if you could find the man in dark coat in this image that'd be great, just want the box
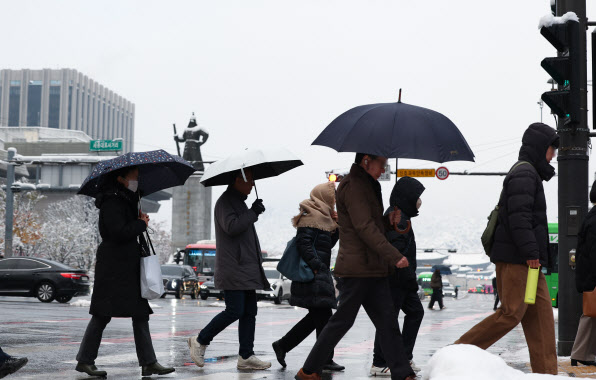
[295,153,415,380]
[372,176,425,374]
[188,168,271,370]
[428,269,444,310]
[570,181,596,366]
[455,123,559,374]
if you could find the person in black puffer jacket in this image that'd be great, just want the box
[570,181,596,367]
[272,182,344,372]
[455,123,559,375]
[371,176,425,374]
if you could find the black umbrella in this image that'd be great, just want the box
[312,93,475,163]
[78,150,196,198]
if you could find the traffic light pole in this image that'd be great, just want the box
[556,0,588,356]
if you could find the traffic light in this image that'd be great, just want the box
[325,171,344,182]
[540,15,581,124]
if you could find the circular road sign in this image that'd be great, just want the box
[436,167,449,180]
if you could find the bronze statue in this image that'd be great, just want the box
[174,113,209,172]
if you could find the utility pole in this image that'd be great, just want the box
[555,0,588,356]
[4,148,16,258]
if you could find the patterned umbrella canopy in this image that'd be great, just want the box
[78,149,196,197]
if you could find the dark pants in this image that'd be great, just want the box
[373,286,424,365]
[302,278,413,380]
[198,290,257,359]
[76,315,157,366]
[279,307,334,362]
[428,289,444,309]
[0,346,9,365]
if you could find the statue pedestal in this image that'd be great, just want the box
[171,173,212,249]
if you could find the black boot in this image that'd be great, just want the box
[141,361,175,376]
[571,358,596,366]
[322,360,345,371]
[0,356,28,379]
[272,340,287,367]
[75,362,107,377]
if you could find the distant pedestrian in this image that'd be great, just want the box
[188,168,272,370]
[428,269,445,310]
[371,176,425,375]
[0,346,27,379]
[493,277,500,311]
[454,123,559,375]
[570,180,596,367]
[272,182,344,372]
[295,153,414,380]
[75,166,175,377]
[454,286,459,299]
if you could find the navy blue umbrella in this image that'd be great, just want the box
[78,150,196,197]
[312,98,475,163]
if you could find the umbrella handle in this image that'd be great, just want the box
[254,182,259,199]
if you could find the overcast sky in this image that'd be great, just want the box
[3,1,595,254]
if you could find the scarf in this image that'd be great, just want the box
[292,182,339,232]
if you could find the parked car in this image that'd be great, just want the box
[199,279,223,300]
[257,265,291,304]
[160,264,200,299]
[443,286,456,297]
[0,257,90,303]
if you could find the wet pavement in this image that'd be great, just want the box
[0,292,565,379]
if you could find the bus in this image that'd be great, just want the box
[418,272,433,295]
[181,240,217,284]
[543,223,559,307]
[177,240,271,284]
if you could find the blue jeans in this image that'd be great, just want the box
[0,346,10,365]
[198,290,257,359]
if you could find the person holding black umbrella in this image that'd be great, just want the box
[295,154,414,380]
[188,168,272,370]
[75,166,175,377]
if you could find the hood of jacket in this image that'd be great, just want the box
[388,176,425,218]
[518,123,559,182]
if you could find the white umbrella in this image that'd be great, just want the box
[200,147,303,197]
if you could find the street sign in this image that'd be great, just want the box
[396,169,436,178]
[90,139,123,151]
[436,167,449,180]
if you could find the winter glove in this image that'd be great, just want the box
[251,199,266,216]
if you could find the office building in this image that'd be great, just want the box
[0,69,134,152]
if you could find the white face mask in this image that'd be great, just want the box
[127,180,138,193]
[416,198,422,210]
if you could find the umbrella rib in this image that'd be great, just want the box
[337,103,388,152]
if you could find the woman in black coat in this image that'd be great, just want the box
[570,181,596,367]
[75,166,174,377]
[272,182,344,371]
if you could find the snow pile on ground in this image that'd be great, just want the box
[71,299,91,307]
[422,345,565,380]
[538,11,579,29]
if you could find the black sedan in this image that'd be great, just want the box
[0,257,90,303]
[160,265,200,299]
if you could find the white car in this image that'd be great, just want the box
[443,286,456,297]
[257,265,291,304]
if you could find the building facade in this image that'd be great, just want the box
[0,69,134,152]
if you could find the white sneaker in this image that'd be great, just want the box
[187,337,207,367]
[370,365,391,376]
[237,355,272,370]
[410,360,421,372]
